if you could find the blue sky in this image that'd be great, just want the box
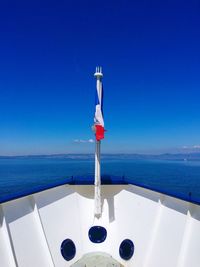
[0,0,200,155]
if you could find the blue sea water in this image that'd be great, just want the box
[0,158,200,203]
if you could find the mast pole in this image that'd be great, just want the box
[94,66,103,217]
[95,139,101,216]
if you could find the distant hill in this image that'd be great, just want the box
[0,153,200,161]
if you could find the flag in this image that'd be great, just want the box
[94,81,105,141]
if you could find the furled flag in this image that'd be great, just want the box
[94,81,105,141]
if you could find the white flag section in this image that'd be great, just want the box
[94,78,104,127]
[94,66,103,217]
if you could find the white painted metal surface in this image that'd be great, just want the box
[94,140,101,217]
[0,184,200,267]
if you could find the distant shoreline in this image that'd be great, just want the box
[0,153,200,161]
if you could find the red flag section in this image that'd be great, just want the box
[95,125,105,141]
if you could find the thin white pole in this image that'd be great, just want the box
[94,66,103,217]
[94,140,101,216]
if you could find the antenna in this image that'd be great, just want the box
[94,66,103,78]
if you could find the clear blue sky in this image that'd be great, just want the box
[0,0,200,155]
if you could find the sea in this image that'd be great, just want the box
[0,157,200,203]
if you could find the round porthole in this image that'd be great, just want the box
[61,239,76,261]
[119,239,134,260]
[88,226,107,243]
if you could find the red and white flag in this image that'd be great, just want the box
[94,79,105,141]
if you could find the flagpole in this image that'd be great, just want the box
[94,140,101,216]
[94,66,103,217]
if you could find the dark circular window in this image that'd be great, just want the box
[88,226,107,243]
[60,239,76,261]
[119,239,134,260]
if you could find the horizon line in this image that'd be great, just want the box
[1,152,200,158]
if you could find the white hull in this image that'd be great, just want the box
[0,184,200,267]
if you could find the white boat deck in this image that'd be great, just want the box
[0,184,200,267]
